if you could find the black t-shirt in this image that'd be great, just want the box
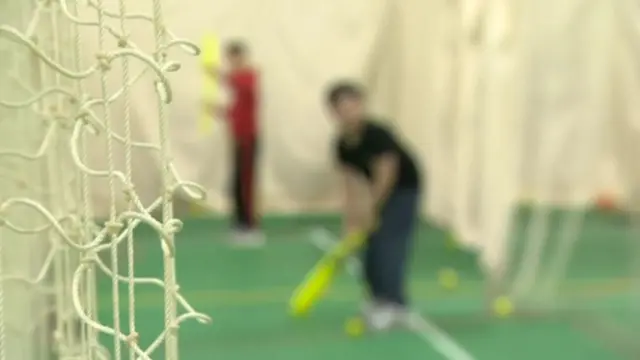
[336,120,420,190]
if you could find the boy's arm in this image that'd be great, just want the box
[340,166,375,233]
[205,67,227,120]
[369,128,399,212]
[207,67,223,82]
[206,101,226,119]
[370,152,398,212]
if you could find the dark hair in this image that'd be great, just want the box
[326,81,364,107]
[226,40,247,56]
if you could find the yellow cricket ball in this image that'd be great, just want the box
[438,268,459,290]
[492,296,514,318]
[344,317,366,337]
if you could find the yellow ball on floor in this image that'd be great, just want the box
[344,317,366,337]
[438,268,459,290]
[492,296,514,318]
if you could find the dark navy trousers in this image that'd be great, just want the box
[362,188,419,306]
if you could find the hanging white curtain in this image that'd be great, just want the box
[70,0,634,265]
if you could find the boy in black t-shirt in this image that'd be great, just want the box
[326,81,422,331]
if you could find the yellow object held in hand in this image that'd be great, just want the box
[289,230,367,316]
[199,32,221,135]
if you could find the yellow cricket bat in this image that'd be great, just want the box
[289,230,368,316]
[200,32,221,135]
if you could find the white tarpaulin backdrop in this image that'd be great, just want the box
[76,0,640,252]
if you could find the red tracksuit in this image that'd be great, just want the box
[227,68,259,229]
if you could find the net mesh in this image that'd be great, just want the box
[498,177,640,352]
[0,1,210,359]
[442,1,640,354]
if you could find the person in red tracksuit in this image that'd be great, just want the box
[210,41,263,246]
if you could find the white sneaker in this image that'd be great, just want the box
[247,230,266,244]
[365,303,410,331]
[389,305,412,328]
[366,306,396,331]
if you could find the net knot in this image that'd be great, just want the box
[75,110,99,134]
[96,53,111,71]
[164,219,183,235]
[126,331,139,345]
[122,187,136,204]
[116,34,129,48]
[105,220,123,235]
[76,110,89,123]
[155,25,168,39]
[167,323,179,335]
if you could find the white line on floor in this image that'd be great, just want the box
[307,227,477,360]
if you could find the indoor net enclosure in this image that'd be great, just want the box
[0,0,639,359]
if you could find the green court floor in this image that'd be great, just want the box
[96,212,639,359]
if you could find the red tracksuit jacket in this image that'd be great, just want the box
[226,68,258,142]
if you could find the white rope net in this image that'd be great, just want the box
[0,1,210,359]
